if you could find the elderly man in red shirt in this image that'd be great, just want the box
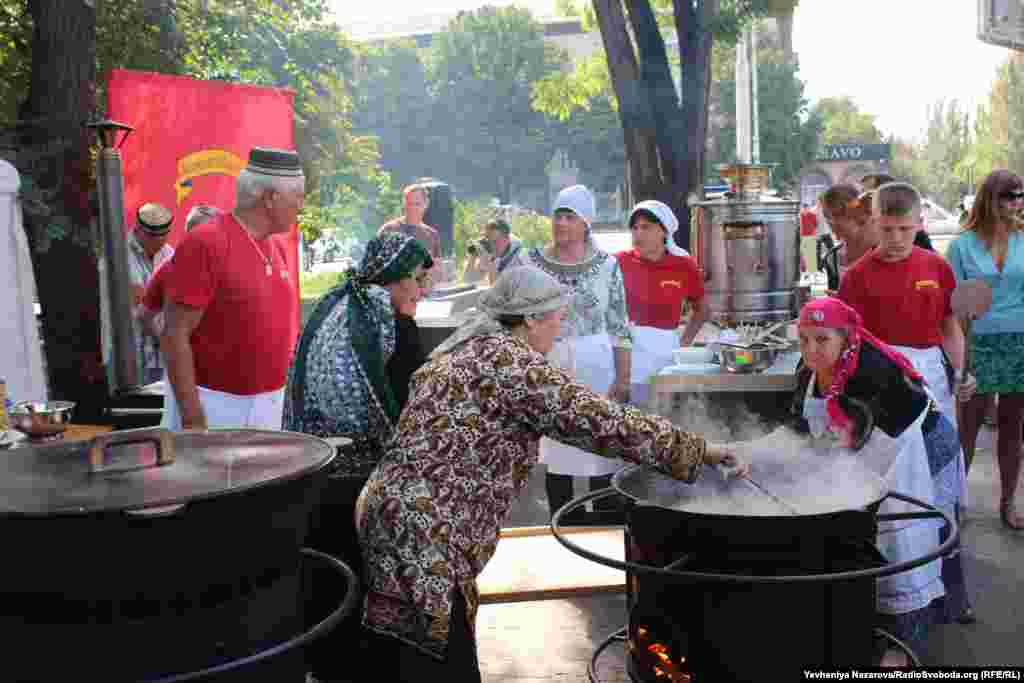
[161,148,303,431]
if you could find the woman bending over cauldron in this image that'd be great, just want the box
[282,232,432,682]
[790,297,967,666]
[354,266,742,682]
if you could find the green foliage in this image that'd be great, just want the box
[531,52,613,121]
[707,49,821,191]
[351,39,434,190]
[299,269,346,302]
[553,0,597,30]
[918,99,971,211]
[532,0,773,128]
[0,0,32,126]
[176,0,377,200]
[452,198,550,271]
[956,103,1002,189]
[96,0,182,79]
[811,96,884,145]
[424,5,562,202]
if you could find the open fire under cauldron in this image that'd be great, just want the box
[552,456,957,683]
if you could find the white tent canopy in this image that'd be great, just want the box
[0,159,48,403]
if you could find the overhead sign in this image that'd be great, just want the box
[815,144,891,162]
[978,0,1024,50]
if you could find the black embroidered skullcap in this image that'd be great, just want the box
[136,203,173,235]
[246,147,303,177]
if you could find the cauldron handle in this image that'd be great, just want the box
[88,427,176,472]
[873,491,951,525]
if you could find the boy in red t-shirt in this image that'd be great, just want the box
[839,182,973,627]
[838,182,967,423]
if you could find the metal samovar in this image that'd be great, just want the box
[691,163,801,326]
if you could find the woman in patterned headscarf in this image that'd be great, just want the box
[354,265,742,682]
[791,297,969,666]
[283,232,432,682]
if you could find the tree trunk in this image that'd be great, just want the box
[672,0,717,250]
[591,0,662,205]
[21,0,105,419]
[624,0,686,202]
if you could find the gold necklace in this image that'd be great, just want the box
[234,212,272,276]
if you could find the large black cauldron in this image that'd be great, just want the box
[552,461,957,682]
[0,427,336,682]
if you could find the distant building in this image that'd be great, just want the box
[799,143,891,207]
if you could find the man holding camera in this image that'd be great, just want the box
[482,218,521,284]
[463,240,492,284]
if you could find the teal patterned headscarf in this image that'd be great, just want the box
[288,233,433,439]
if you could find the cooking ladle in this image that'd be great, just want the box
[716,462,800,515]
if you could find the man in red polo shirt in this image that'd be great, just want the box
[616,199,706,407]
[838,182,966,424]
[161,148,302,430]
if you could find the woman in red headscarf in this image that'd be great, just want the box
[790,297,971,666]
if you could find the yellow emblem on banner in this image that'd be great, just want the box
[175,149,246,205]
[914,279,939,290]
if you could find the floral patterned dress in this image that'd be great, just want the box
[358,331,708,659]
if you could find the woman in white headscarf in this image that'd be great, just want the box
[354,265,742,682]
[616,200,707,407]
[504,184,634,523]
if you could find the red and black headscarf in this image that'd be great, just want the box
[799,297,923,444]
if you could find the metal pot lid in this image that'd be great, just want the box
[0,428,335,517]
[613,428,888,518]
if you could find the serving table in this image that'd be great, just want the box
[648,351,801,415]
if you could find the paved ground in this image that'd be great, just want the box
[479,425,1024,681]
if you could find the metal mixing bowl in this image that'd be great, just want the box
[717,343,782,374]
[9,401,76,438]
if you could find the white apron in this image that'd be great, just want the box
[890,345,968,507]
[630,326,679,409]
[803,377,944,615]
[162,384,285,432]
[540,334,622,477]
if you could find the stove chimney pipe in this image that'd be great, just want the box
[87,118,140,396]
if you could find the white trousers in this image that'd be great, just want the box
[162,383,285,431]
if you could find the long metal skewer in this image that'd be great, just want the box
[740,477,801,515]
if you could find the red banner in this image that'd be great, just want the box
[106,69,299,324]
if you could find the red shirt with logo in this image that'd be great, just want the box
[838,246,954,348]
[164,214,298,395]
[615,250,704,330]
